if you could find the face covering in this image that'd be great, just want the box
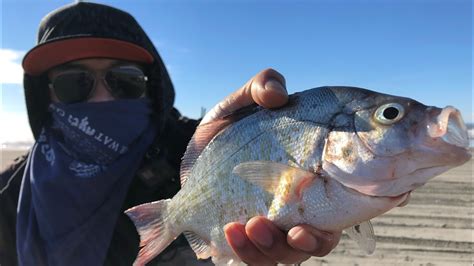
[16,99,157,266]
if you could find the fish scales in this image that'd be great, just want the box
[166,88,349,261]
[125,86,471,266]
[169,121,333,256]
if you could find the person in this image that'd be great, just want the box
[0,2,341,266]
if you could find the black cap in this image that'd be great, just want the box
[23,2,155,75]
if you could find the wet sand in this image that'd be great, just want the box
[2,149,472,265]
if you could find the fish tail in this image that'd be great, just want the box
[125,199,177,266]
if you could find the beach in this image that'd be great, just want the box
[1,149,472,265]
[1,149,28,171]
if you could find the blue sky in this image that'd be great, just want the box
[1,0,472,144]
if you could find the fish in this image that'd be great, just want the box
[125,86,471,265]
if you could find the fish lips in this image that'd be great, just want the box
[422,106,471,163]
[426,106,470,148]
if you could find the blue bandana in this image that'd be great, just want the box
[16,99,157,266]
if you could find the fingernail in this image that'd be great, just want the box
[288,227,317,252]
[225,224,246,248]
[249,220,273,248]
[264,79,287,94]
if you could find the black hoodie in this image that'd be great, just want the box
[0,2,201,265]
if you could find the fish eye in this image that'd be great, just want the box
[374,103,405,125]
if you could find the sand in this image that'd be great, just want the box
[1,149,472,265]
[1,149,29,172]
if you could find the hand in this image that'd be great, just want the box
[200,68,288,124]
[205,68,341,264]
[225,217,341,265]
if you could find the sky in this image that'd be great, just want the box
[0,0,472,145]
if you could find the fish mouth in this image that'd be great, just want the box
[423,106,471,165]
[427,106,469,149]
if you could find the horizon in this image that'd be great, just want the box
[1,0,472,146]
[2,123,474,150]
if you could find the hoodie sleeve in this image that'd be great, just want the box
[0,153,28,266]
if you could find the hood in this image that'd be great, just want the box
[22,2,175,139]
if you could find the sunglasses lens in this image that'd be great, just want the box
[105,66,147,99]
[53,71,94,104]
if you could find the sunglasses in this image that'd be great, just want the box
[48,65,148,104]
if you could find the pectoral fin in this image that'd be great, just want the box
[232,161,317,199]
[234,161,318,220]
[345,220,376,255]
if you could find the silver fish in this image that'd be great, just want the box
[126,86,471,265]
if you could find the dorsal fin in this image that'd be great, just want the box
[180,119,230,185]
[180,104,260,186]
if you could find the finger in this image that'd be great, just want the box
[287,225,342,257]
[224,222,276,265]
[248,68,287,109]
[245,217,310,264]
[201,68,287,124]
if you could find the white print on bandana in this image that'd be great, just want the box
[38,129,55,166]
[69,161,104,178]
[50,105,128,154]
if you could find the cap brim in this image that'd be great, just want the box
[23,37,155,76]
